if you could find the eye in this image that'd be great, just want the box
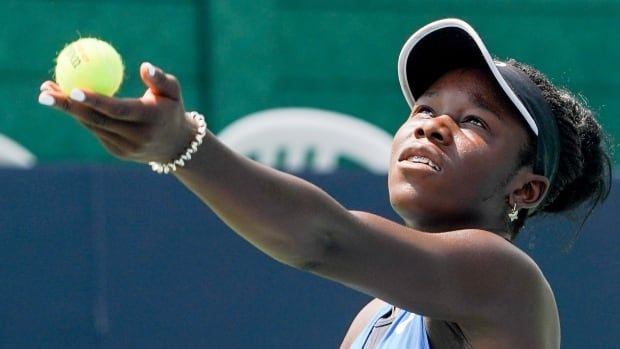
[463,115,487,129]
[414,105,435,117]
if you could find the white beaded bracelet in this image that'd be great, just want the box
[149,111,208,174]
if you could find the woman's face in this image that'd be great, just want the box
[388,68,531,231]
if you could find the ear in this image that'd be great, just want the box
[506,168,550,210]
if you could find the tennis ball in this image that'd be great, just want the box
[54,37,124,96]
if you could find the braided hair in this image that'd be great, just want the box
[506,59,613,239]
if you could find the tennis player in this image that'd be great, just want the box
[38,19,611,349]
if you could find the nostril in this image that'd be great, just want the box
[431,131,444,142]
[414,128,424,138]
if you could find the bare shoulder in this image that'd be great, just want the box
[444,229,558,313]
[452,229,561,348]
[339,298,386,349]
[321,213,557,321]
[322,212,560,347]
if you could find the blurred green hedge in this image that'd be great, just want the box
[4,0,618,163]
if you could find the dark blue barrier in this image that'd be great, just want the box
[0,166,618,348]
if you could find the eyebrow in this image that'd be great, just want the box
[418,89,505,121]
[469,92,503,120]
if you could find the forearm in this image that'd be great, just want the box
[39,63,355,270]
[174,131,352,267]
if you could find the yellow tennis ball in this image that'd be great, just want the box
[54,37,124,96]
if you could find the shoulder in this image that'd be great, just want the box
[439,229,552,314]
[449,230,560,347]
[322,212,556,329]
[339,298,386,349]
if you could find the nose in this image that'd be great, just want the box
[413,115,454,146]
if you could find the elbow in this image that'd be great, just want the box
[299,259,324,272]
[293,229,342,273]
[288,208,358,273]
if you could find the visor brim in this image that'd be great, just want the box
[397,18,540,136]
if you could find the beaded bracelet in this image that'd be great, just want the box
[149,111,207,174]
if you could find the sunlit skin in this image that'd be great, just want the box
[38,63,559,348]
[389,68,542,235]
[342,68,556,348]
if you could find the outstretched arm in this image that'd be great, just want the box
[39,62,357,268]
[174,129,355,267]
[38,64,547,326]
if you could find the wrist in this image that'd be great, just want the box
[149,111,207,174]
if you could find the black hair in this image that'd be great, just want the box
[505,59,613,240]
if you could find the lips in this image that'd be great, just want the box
[406,155,441,171]
[398,145,443,172]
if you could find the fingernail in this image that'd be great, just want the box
[40,82,50,92]
[145,62,156,77]
[38,93,55,106]
[70,88,86,102]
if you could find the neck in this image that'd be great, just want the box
[404,212,508,238]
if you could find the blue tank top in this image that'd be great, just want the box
[349,302,431,349]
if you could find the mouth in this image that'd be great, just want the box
[405,155,441,171]
[397,145,443,172]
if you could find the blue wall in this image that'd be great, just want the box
[1,166,618,348]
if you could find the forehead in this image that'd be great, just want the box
[422,68,521,116]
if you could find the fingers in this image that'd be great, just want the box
[40,80,61,93]
[39,79,153,123]
[38,87,146,140]
[37,62,185,163]
[70,88,156,122]
[140,62,181,101]
[39,61,182,122]
[39,90,144,160]
[38,83,141,158]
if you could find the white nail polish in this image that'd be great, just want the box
[145,62,156,77]
[70,88,86,102]
[40,82,49,92]
[38,93,55,106]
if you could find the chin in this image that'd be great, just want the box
[389,187,464,225]
[388,188,427,221]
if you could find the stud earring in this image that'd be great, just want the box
[508,203,519,222]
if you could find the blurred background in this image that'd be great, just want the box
[1,0,619,348]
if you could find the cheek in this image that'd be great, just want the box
[453,136,516,191]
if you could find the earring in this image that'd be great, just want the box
[508,203,519,222]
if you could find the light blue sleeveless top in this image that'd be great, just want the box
[349,302,431,349]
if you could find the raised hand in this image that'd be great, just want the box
[38,62,200,164]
